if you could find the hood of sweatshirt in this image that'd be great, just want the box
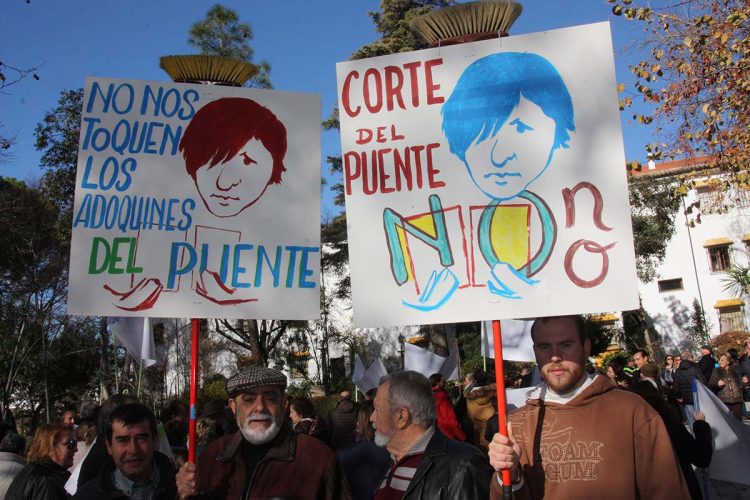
[465,383,497,405]
[524,374,617,409]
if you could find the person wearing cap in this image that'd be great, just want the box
[175,365,350,499]
[697,345,716,383]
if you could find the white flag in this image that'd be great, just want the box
[403,342,459,381]
[481,320,535,362]
[354,358,388,394]
[694,381,750,485]
[108,317,157,367]
[352,354,366,385]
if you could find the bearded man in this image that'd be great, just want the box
[176,366,349,499]
[370,370,492,499]
[488,315,690,499]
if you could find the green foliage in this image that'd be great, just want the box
[188,4,272,88]
[34,89,83,211]
[685,299,712,350]
[34,88,83,243]
[456,322,482,375]
[199,374,228,402]
[621,307,649,352]
[583,316,616,358]
[721,263,750,298]
[351,0,453,60]
[628,176,681,282]
[286,379,314,398]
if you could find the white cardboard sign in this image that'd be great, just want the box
[337,22,638,327]
[67,78,321,319]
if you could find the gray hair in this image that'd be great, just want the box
[380,370,436,427]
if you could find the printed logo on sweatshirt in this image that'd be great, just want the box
[510,408,604,483]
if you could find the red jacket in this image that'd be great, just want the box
[432,387,466,441]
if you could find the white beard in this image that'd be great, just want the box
[239,414,281,445]
[374,429,393,447]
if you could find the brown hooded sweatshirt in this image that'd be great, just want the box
[491,375,690,500]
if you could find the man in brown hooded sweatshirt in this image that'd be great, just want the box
[488,315,690,499]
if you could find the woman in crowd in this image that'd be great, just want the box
[708,351,743,420]
[288,397,330,445]
[464,369,496,450]
[631,381,712,499]
[336,400,390,500]
[606,357,631,389]
[6,423,75,500]
[662,354,676,386]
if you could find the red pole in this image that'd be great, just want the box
[492,319,512,499]
[188,318,199,464]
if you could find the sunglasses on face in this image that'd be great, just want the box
[61,439,77,450]
[667,357,673,360]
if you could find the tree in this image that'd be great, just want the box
[685,298,712,349]
[0,178,99,426]
[212,319,305,367]
[34,88,83,241]
[610,0,750,201]
[188,4,272,89]
[628,174,682,282]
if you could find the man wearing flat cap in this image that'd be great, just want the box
[176,365,350,499]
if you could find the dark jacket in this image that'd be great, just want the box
[708,366,743,404]
[697,354,716,382]
[326,399,358,451]
[667,419,712,500]
[400,429,493,500]
[77,437,108,489]
[337,441,390,500]
[293,416,332,447]
[739,353,750,400]
[673,360,704,404]
[194,423,350,499]
[72,451,176,500]
[5,459,70,500]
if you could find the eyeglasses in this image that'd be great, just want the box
[61,439,77,450]
[666,357,673,360]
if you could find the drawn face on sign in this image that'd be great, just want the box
[442,52,575,202]
[463,96,556,201]
[180,97,287,218]
[193,138,275,217]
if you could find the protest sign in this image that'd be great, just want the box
[336,22,638,327]
[67,78,321,319]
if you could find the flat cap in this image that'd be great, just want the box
[227,365,287,397]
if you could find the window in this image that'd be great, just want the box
[658,278,683,292]
[696,186,722,213]
[706,245,731,272]
[717,305,745,333]
[734,187,750,209]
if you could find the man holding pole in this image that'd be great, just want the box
[488,315,690,499]
[176,365,349,499]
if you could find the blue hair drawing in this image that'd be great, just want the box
[441,52,575,162]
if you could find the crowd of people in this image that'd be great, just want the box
[0,319,748,499]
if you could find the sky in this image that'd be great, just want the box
[1,0,650,215]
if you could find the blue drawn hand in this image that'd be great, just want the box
[402,267,459,311]
[487,262,538,300]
